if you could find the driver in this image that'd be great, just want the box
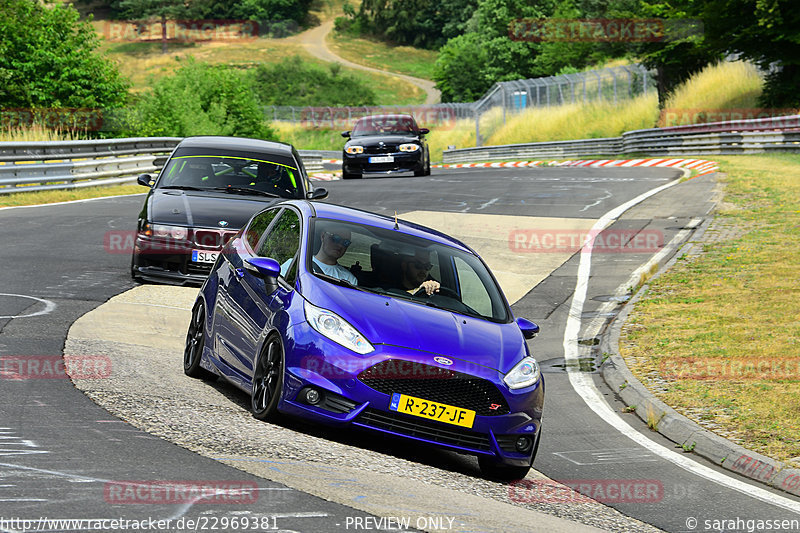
[399,249,440,295]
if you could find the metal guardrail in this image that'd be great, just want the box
[443,114,800,163]
[0,138,328,195]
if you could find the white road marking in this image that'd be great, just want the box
[563,170,800,514]
[0,293,56,319]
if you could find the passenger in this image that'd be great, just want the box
[399,249,439,295]
[312,224,358,285]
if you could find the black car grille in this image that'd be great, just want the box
[187,262,213,275]
[194,229,237,249]
[356,408,491,451]
[357,360,510,416]
[364,144,398,154]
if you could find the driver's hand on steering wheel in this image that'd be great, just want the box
[414,280,440,296]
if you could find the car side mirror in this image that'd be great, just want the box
[245,257,281,292]
[137,173,153,187]
[341,131,351,138]
[307,188,328,200]
[419,128,430,135]
[516,317,540,339]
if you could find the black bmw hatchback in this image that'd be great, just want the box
[131,136,328,285]
[341,114,430,179]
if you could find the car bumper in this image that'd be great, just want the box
[277,325,544,466]
[132,237,220,285]
[343,151,424,174]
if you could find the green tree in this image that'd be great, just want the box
[252,56,377,106]
[0,0,129,109]
[113,0,192,53]
[698,0,800,107]
[127,58,275,139]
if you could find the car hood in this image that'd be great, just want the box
[302,276,526,375]
[348,134,420,146]
[147,189,278,229]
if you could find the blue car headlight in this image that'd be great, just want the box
[304,300,374,355]
[503,357,540,389]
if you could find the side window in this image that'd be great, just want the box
[453,256,493,317]
[257,209,301,268]
[245,209,279,250]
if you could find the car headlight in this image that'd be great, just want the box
[304,300,374,355]
[503,357,540,389]
[399,144,420,152]
[147,223,188,240]
[345,146,364,155]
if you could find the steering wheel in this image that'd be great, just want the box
[415,285,460,300]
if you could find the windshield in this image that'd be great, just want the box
[351,116,418,137]
[157,155,303,199]
[307,218,510,323]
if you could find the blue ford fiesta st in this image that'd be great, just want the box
[184,200,544,480]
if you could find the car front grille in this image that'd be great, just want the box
[193,229,237,249]
[357,360,510,416]
[364,144,398,154]
[355,408,492,451]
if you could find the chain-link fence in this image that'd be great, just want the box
[263,64,655,145]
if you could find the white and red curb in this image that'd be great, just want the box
[311,158,719,181]
[434,158,719,178]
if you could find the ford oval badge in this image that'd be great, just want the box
[434,356,453,366]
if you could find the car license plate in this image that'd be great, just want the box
[191,250,218,263]
[389,393,476,428]
[369,156,394,163]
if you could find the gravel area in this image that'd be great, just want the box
[65,287,663,533]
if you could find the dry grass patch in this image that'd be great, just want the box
[327,32,438,80]
[487,93,659,146]
[620,154,800,462]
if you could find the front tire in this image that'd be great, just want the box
[251,335,284,421]
[184,301,215,380]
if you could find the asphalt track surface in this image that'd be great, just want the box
[1,166,799,532]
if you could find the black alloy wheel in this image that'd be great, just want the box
[184,301,215,380]
[251,335,284,420]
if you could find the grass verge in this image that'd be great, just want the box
[619,154,800,462]
[0,184,146,208]
[326,32,438,80]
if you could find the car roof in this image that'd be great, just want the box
[287,200,474,254]
[176,136,295,156]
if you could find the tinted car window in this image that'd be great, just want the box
[158,155,303,198]
[307,218,509,322]
[245,209,280,250]
[351,116,418,136]
[257,209,301,266]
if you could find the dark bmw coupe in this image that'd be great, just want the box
[341,114,431,179]
[131,136,328,285]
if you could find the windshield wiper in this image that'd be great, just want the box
[159,185,206,191]
[212,187,279,198]
[314,272,357,289]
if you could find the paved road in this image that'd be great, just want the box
[2,166,799,533]
[0,197,382,532]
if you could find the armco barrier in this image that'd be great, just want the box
[443,114,800,163]
[0,138,326,195]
